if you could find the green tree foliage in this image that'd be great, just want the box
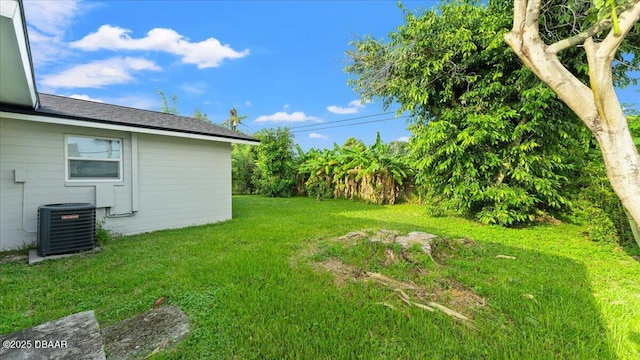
[630,115,640,149]
[292,145,310,196]
[157,90,178,115]
[232,144,256,195]
[572,156,632,244]
[298,147,336,200]
[222,108,248,131]
[299,134,411,204]
[252,128,296,197]
[193,108,209,121]
[346,0,593,225]
[157,90,209,122]
[591,0,635,35]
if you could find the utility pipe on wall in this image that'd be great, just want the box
[105,133,138,218]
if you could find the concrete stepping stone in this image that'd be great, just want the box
[101,305,190,359]
[0,311,105,360]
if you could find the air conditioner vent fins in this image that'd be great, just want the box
[37,203,96,256]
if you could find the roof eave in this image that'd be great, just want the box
[0,0,39,108]
[0,108,260,145]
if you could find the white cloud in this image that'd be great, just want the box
[23,0,84,66]
[245,101,252,107]
[255,111,321,123]
[396,136,410,142]
[327,99,365,114]
[70,25,249,69]
[180,82,207,95]
[309,133,329,139]
[24,0,82,35]
[40,57,161,89]
[68,94,104,103]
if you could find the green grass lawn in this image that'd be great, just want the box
[1,196,639,359]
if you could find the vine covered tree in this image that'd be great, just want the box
[505,0,640,245]
[346,0,594,225]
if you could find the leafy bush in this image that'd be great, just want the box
[305,175,334,201]
[570,200,619,244]
[231,144,256,195]
[297,148,336,200]
[570,154,634,245]
[252,128,296,197]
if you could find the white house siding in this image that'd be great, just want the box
[107,133,232,236]
[0,117,232,251]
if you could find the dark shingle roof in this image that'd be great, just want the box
[21,93,258,143]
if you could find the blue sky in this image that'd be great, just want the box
[23,0,638,151]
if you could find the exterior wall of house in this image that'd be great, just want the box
[117,132,232,235]
[0,116,232,251]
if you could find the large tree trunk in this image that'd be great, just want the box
[595,114,640,248]
[505,0,640,246]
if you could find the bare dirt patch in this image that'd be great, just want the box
[313,258,364,286]
[445,279,487,310]
[312,256,483,327]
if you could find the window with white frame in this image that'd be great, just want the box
[66,135,122,181]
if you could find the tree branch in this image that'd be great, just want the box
[506,0,537,72]
[505,0,597,124]
[525,0,542,30]
[599,2,640,58]
[511,0,527,34]
[547,20,612,54]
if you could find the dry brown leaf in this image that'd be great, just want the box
[153,296,165,309]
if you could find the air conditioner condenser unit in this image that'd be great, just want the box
[37,203,96,257]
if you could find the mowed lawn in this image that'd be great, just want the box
[1,196,639,359]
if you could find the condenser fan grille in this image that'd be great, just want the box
[37,203,96,256]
